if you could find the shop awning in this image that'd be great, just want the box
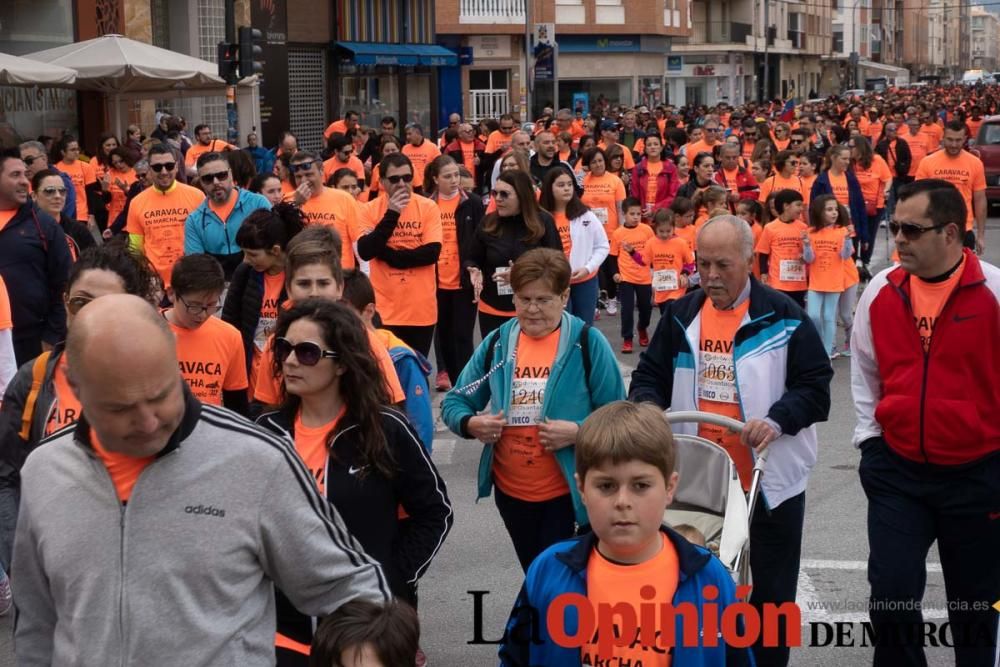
[336,42,457,67]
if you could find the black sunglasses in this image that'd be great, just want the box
[199,170,229,185]
[491,189,513,201]
[23,155,43,166]
[274,337,338,366]
[150,162,176,173]
[290,161,317,173]
[386,173,414,184]
[889,221,951,240]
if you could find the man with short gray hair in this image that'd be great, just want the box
[19,140,76,220]
[630,214,832,667]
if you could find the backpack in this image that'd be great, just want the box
[18,351,52,441]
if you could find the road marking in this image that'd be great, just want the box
[432,439,456,466]
[796,570,830,622]
[802,559,942,573]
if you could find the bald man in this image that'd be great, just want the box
[629,216,832,667]
[12,295,388,667]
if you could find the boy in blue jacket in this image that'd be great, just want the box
[342,270,434,452]
[499,401,755,667]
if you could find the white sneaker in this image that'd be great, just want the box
[606,297,618,315]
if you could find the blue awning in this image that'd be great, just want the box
[336,42,458,67]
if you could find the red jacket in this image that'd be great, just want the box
[629,158,680,212]
[713,165,760,213]
[853,250,1000,465]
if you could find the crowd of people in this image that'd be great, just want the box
[0,83,996,667]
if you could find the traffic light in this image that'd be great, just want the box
[238,26,265,79]
[217,41,239,84]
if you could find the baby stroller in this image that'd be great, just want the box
[662,410,770,594]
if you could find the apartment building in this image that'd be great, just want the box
[970,6,999,74]
[436,0,691,120]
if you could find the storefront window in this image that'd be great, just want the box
[339,66,401,130]
[558,79,632,112]
[404,71,432,130]
[0,0,73,55]
[639,77,664,108]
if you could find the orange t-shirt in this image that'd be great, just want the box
[642,235,694,304]
[300,187,358,270]
[854,155,892,210]
[597,141,636,170]
[207,188,238,223]
[685,139,719,161]
[46,355,82,436]
[755,219,808,292]
[644,160,663,208]
[697,298,754,489]
[806,226,849,293]
[92,433,155,503]
[674,224,696,252]
[611,224,655,285]
[59,159,97,221]
[917,123,943,151]
[457,140,478,181]
[184,139,236,167]
[582,172,626,238]
[401,140,441,187]
[553,211,571,257]
[106,168,137,225]
[900,133,929,178]
[910,256,965,352]
[126,181,206,287]
[322,154,366,185]
[436,193,462,290]
[493,329,569,502]
[581,532,677,667]
[0,276,10,330]
[293,406,345,495]
[168,314,248,406]
[914,150,985,229]
[757,173,803,204]
[250,271,284,396]
[484,130,514,155]
[323,119,348,139]
[358,194,443,326]
[254,328,405,405]
[828,171,850,208]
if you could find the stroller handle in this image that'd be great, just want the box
[665,410,745,434]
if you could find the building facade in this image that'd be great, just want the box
[970,6,999,74]
[436,0,690,121]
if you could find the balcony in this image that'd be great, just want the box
[460,0,525,24]
[732,22,752,44]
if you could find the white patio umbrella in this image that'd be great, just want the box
[0,51,77,86]
[23,34,227,135]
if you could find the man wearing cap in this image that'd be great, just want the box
[597,121,635,170]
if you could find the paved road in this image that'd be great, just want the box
[0,221,995,665]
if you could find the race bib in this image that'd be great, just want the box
[779,259,806,283]
[697,351,739,404]
[253,316,276,352]
[592,207,609,225]
[653,269,679,292]
[508,377,546,425]
[495,266,513,296]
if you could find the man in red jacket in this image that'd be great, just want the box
[715,143,759,213]
[851,178,1000,667]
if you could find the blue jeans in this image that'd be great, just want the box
[807,290,839,354]
[566,275,599,325]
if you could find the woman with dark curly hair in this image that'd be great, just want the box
[256,298,452,665]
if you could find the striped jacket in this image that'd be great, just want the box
[12,387,388,667]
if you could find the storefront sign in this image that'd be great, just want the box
[0,86,77,145]
[667,56,683,71]
[533,24,555,81]
[252,0,289,147]
[468,35,512,59]
[693,65,716,76]
[558,36,641,53]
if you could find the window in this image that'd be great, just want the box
[468,69,510,123]
[833,29,844,52]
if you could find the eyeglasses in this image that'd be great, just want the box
[889,221,951,240]
[290,161,317,173]
[790,139,803,144]
[386,173,414,184]
[491,189,513,201]
[66,295,94,315]
[150,162,176,173]
[177,294,222,316]
[788,160,800,166]
[274,337,338,366]
[135,172,148,179]
[744,132,757,138]
[500,126,514,133]
[513,294,559,309]
[199,170,230,185]
[40,186,67,196]
[22,155,44,166]
[705,127,720,133]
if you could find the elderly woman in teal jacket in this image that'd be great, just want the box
[442,248,626,571]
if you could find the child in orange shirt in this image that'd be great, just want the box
[755,189,808,308]
[669,196,697,251]
[611,199,655,353]
[803,195,854,359]
[642,209,695,315]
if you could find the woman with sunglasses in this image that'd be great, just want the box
[757,150,805,207]
[442,248,625,572]
[538,166,609,325]
[256,298,452,664]
[51,134,100,228]
[0,241,160,571]
[466,170,562,337]
[31,169,96,261]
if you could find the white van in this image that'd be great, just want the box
[963,69,986,85]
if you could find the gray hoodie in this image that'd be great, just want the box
[12,392,389,667]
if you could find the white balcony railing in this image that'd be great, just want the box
[460,0,526,23]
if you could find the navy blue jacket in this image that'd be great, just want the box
[809,170,870,243]
[0,203,72,357]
